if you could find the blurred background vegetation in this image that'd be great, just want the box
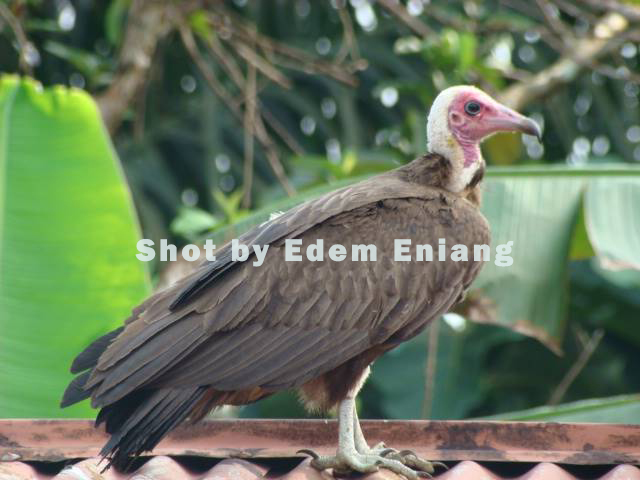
[1,0,639,421]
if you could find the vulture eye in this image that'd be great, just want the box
[464,101,481,116]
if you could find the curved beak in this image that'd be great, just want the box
[487,104,542,141]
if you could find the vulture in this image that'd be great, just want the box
[62,86,540,479]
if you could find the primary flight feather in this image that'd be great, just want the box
[62,85,540,479]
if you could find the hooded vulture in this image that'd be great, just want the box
[62,86,541,479]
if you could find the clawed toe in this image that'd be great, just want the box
[305,398,444,479]
[302,449,440,480]
[297,449,320,460]
[378,447,397,457]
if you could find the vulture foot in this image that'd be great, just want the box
[301,397,439,479]
[354,408,444,475]
[379,450,446,474]
[308,451,432,479]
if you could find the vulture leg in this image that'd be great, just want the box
[353,408,386,454]
[306,397,434,479]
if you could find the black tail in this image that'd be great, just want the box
[96,387,208,470]
[61,327,123,408]
[62,327,208,471]
[71,327,124,374]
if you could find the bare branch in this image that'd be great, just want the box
[253,113,296,197]
[207,9,360,85]
[260,108,306,156]
[235,43,292,90]
[377,0,434,38]
[422,319,440,419]
[336,4,360,63]
[180,25,296,197]
[553,0,599,24]
[242,41,257,208]
[202,27,305,182]
[498,12,630,110]
[535,0,571,40]
[580,0,640,22]
[205,34,246,89]
[0,2,35,75]
[548,329,604,405]
[96,0,180,134]
[180,25,239,114]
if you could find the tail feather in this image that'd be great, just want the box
[62,328,124,409]
[60,371,92,408]
[62,327,215,471]
[98,387,208,470]
[71,327,124,374]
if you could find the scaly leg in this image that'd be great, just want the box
[353,407,387,455]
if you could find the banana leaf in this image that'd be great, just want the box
[0,75,150,417]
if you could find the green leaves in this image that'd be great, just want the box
[483,394,640,423]
[471,166,640,352]
[170,207,220,242]
[586,178,640,270]
[0,76,150,417]
[367,320,489,420]
[472,175,583,352]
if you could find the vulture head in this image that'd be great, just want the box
[427,85,541,192]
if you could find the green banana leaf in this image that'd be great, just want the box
[472,166,640,352]
[0,75,150,417]
[482,394,640,423]
[586,177,640,270]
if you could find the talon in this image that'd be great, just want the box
[413,460,435,474]
[399,449,417,457]
[379,448,397,457]
[297,449,319,460]
[432,461,448,470]
[417,472,433,478]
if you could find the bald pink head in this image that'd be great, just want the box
[447,89,541,166]
[427,85,541,192]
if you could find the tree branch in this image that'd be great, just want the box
[422,318,440,419]
[581,0,640,22]
[180,25,296,197]
[548,329,604,405]
[0,2,35,75]
[377,0,434,38]
[96,0,183,134]
[498,12,630,110]
[242,40,257,208]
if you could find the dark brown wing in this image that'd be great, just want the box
[84,183,489,408]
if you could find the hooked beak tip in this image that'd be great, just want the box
[490,104,543,142]
[523,117,542,142]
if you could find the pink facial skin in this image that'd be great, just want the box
[448,90,541,167]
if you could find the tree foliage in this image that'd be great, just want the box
[1,0,639,421]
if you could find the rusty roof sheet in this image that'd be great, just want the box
[1,419,639,479]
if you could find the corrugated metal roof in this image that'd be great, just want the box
[1,419,639,479]
[3,457,640,480]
